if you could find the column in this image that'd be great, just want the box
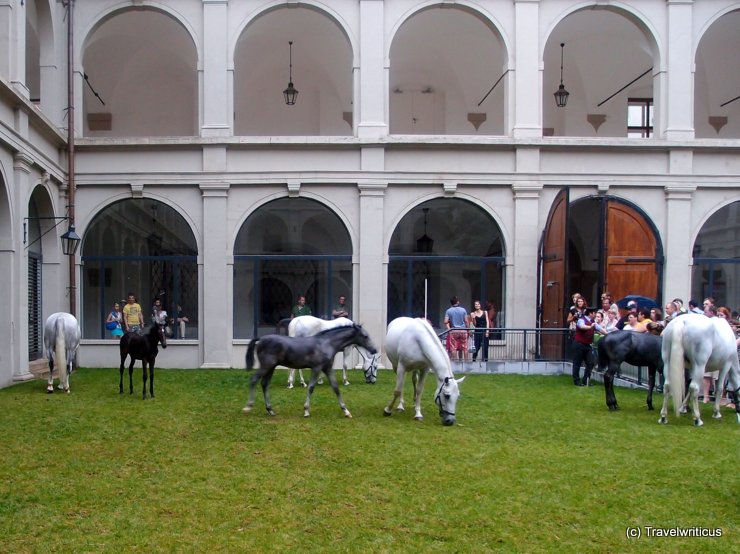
[357,182,387,355]
[511,181,543,328]
[201,0,230,137]
[13,153,33,381]
[664,0,694,140]
[200,182,230,368]
[357,0,387,138]
[513,0,541,138]
[663,184,695,302]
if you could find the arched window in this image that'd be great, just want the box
[692,202,740,308]
[81,199,198,339]
[233,198,352,337]
[388,198,505,329]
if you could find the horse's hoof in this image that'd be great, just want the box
[301,382,308,388]
[647,405,654,411]
[694,419,704,427]
[304,411,310,418]
[383,409,392,417]
[396,407,405,413]
[679,407,688,414]
[608,405,618,412]
[343,381,350,386]
[712,411,722,420]
[414,415,424,421]
[344,411,352,419]
[287,384,293,389]
[242,406,252,414]
[658,417,667,424]
[46,388,53,394]
[267,409,276,417]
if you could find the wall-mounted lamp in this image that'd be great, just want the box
[554,43,569,108]
[283,41,299,106]
[24,216,81,255]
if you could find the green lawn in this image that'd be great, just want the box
[0,368,736,553]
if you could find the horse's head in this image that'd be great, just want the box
[434,376,465,426]
[352,324,378,356]
[156,323,168,349]
[362,352,380,384]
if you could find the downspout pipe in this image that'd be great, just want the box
[66,0,77,316]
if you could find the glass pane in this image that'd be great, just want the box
[627,105,643,127]
[84,198,196,256]
[692,201,740,259]
[235,197,351,255]
[387,259,505,330]
[389,198,504,257]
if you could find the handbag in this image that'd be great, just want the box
[105,321,118,331]
[468,331,476,353]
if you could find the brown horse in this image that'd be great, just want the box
[119,323,167,399]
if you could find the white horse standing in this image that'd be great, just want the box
[43,312,81,394]
[287,316,380,388]
[383,317,464,426]
[660,313,740,426]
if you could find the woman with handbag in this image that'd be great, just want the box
[470,300,490,362]
[106,302,124,338]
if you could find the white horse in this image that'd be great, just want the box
[383,317,465,426]
[287,316,380,388]
[660,313,740,426]
[42,312,81,394]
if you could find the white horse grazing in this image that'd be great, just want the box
[287,316,380,388]
[660,313,740,426]
[43,312,81,394]
[383,317,465,426]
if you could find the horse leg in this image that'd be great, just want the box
[129,361,135,395]
[413,370,430,421]
[685,376,703,427]
[287,368,295,389]
[149,361,155,399]
[645,366,657,411]
[323,367,352,418]
[659,380,671,424]
[603,364,618,411]
[142,361,149,400]
[243,368,266,414]
[384,366,406,416]
[342,347,350,386]
[261,368,277,416]
[46,356,55,393]
[303,367,321,418]
[119,356,125,394]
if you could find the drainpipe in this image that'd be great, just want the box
[66,0,77,316]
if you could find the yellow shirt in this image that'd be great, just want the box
[123,303,143,326]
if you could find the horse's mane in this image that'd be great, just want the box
[415,318,453,377]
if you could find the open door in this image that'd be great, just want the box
[604,200,661,302]
[539,188,569,358]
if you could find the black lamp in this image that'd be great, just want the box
[416,208,434,254]
[283,41,299,106]
[60,225,81,255]
[554,43,569,108]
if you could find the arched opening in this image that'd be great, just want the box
[543,8,658,137]
[234,6,353,136]
[691,201,740,309]
[694,10,740,138]
[81,8,198,137]
[233,197,352,337]
[388,198,505,329]
[389,6,506,135]
[81,199,198,339]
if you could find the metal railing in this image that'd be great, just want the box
[438,327,658,388]
[438,327,570,362]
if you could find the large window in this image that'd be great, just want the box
[81,199,198,339]
[233,198,352,338]
[388,199,505,329]
[692,201,740,310]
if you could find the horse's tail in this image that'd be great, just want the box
[418,317,453,376]
[246,338,258,370]
[667,320,686,417]
[54,317,67,375]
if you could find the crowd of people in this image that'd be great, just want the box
[443,296,498,362]
[106,292,189,339]
[568,291,739,408]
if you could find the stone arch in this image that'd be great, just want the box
[80,5,199,136]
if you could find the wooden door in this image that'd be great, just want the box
[604,200,661,302]
[539,189,569,358]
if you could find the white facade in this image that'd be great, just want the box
[1,0,739,384]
